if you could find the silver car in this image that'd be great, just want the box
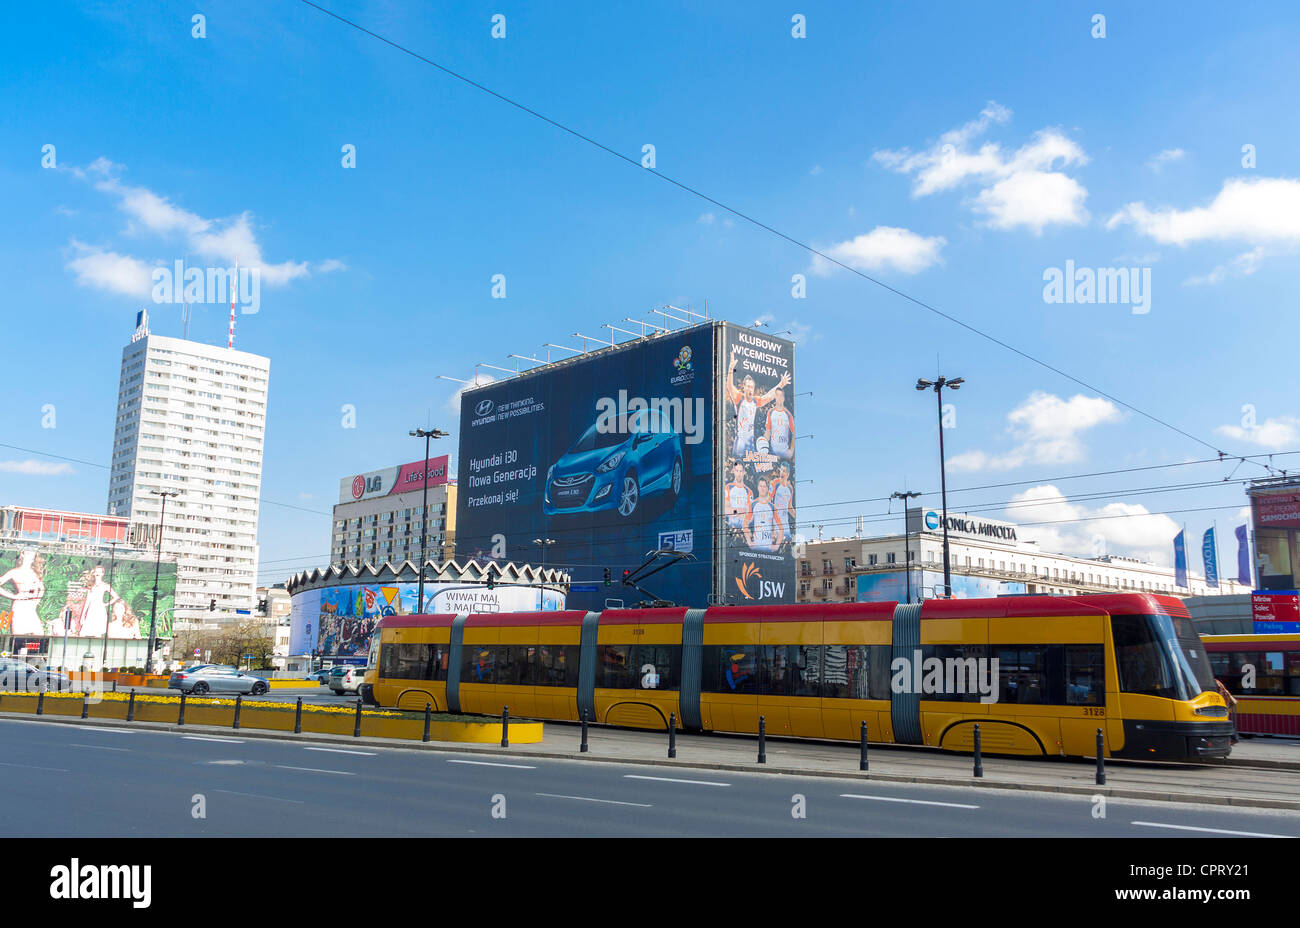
[0,657,71,693]
[169,665,269,696]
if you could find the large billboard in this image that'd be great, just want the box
[290,581,566,659]
[339,455,450,504]
[718,324,797,604]
[0,547,176,640]
[456,326,715,609]
[856,570,1027,603]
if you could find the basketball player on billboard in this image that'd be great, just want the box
[745,478,784,553]
[728,349,791,459]
[724,460,753,545]
[765,388,794,462]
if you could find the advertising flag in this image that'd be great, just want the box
[1236,524,1251,586]
[1202,527,1218,589]
[1174,530,1188,588]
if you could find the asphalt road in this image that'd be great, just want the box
[2,717,1298,837]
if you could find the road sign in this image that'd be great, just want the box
[193,648,200,656]
[235,609,251,615]
[570,584,599,593]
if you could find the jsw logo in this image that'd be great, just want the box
[736,564,786,601]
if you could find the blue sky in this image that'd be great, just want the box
[2,1,1298,587]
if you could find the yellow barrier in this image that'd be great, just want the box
[0,692,542,744]
[268,680,324,690]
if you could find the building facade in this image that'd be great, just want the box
[798,509,1249,604]
[1248,476,1300,590]
[106,315,269,623]
[331,456,457,568]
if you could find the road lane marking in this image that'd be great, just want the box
[70,744,129,752]
[182,735,245,744]
[624,774,730,787]
[0,762,70,772]
[212,788,305,804]
[87,728,136,734]
[535,792,652,807]
[304,747,377,756]
[840,794,980,810]
[275,765,355,776]
[448,759,536,769]
[1131,821,1294,838]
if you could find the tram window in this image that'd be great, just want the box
[1111,616,1179,700]
[1064,645,1104,705]
[793,645,823,698]
[381,643,439,680]
[538,645,579,687]
[463,646,495,684]
[822,645,850,698]
[702,646,758,694]
[635,645,681,691]
[920,645,988,703]
[996,647,1048,704]
[758,646,792,695]
[498,646,535,686]
[598,644,635,689]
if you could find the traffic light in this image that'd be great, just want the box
[486,573,495,591]
[622,569,631,585]
[209,598,216,611]
[603,568,612,587]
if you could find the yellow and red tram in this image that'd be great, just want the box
[365,593,1231,760]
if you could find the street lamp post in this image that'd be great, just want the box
[891,490,922,604]
[916,376,964,598]
[532,538,556,610]
[409,428,449,613]
[101,540,117,669]
[146,489,178,674]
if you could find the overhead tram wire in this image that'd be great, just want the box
[296,0,1270,473]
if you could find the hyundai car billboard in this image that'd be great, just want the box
[457,327,715,609]
[718,324,796,605]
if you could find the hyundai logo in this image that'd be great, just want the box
[475,399,494,416]
[925,511,940,530]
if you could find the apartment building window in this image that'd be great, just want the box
[886,552,896,565]
[868,554,878,566]
[844,557,855,572]
[822,578,833,591]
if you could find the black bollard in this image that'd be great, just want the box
[422,702,431,743]
[233,694,242,730]
[580,709,589,753]
[1096,728,1106,785]
[668,712,677,759]
[36,687,45,716]
[501,706,509,748]
[294,697,303,734]
[178,692,186,726]
[758,715,767,764]
[81,692,89,720]
[353,698,363,737]
[973,723,983,778]
[126,689,135,722]
[859,720,869,771]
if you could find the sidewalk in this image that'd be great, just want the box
[6,710,1299,811]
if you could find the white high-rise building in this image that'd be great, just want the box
[107,312,270,624]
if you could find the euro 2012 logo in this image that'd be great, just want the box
[674,346,693,372]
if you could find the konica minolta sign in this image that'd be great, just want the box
[907,508,1019,543]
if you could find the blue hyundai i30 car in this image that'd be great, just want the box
[544,409,684,518]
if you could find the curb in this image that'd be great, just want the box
[6,711,1298,812]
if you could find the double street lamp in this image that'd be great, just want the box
[146,489,178,674]
[890,490,921,604]
[916,376,964,599]
[409,428,449,613]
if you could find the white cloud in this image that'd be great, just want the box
[873,104,1089,233]
[948,392,1122,471]
[65,240,154,297]
[0,460,76,475]
[809,165,823,176]
[444,373,496,415]
[697,212,716,225]
[1107,177,1300,246]
[1002,484,1181,566]
[1147,148,1185,171]
[812,226,946,275]
[1183,245,1271,286]
[316,259,347,274]
[1216,415,1300,449]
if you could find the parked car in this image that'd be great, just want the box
[329,665,365,695]
[303,669,331,684]
[0,657,70,692]
[169,665,269,696]
[543,407,683,519]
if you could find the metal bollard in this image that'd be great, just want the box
[972,723,983,778]
[233,694,242,730]
[422,702,431,743]
[353,698,362,737]
[580,709,589,753]
[1096,728,1106,785]
[127,689,135,722]
[81,692,89,720]
[668,712,677,759]
[178,692,186,726]
[36,687,45,716]
[294,697,303,734]
[758,715,767,764]
[501,706,509,748]
[859,720,869,771]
